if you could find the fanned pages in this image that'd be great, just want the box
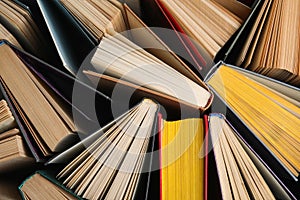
[0,43,77,156]
[84,34,212,111]
[233,0,300,86]
[206,64,300,179]
[0,0,45,57]
[56,99,158,200]
[209,114,276,200]
[60,0,127,39]
[156,0,247,58]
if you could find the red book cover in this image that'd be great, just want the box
[203,114,209,200]
[158,112,163,200]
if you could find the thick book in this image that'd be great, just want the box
[158,114,206,200]
[205,62,300,198]
[207,113,295,200]
[0,41,78,157]
[7,40,115,135]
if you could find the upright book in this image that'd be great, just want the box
[159,115,205,200]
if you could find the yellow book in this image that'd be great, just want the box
[206,63,300,179]
[160,118,204,200]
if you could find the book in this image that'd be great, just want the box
[19,170,79,200]
[59,0,127,41]
[0,99,16,133]
[37,0,204,88]
[0,81,34,171]
[157,0,246,57]
[8,39,115,133]
[0,129,33,172]
[36,0,95,75]
[141,0,253,76]
[1,168,37,200]
[82,33,212,113]
[226,0,300,86]
[0,98,33,172]
[0,42,79,157]
[0,0,47,59]
[0,23,22,49]
[0,40,118,161]
[159,116,205,200]
[46,99,159,199]
[205,63,300,182]
[58,0,215,114]
[208,113,294,200]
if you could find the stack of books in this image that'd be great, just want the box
[0,0,299,199]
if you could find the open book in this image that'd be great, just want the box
[208,114,293,200]
[36,98,206,199]
[0,0,47,59]
[37,0,208,86]
[0,98,33,172]
[53,0,213,112]
[141,0,253,75]
[227,0,300,86]
[84,33,212,112]
[46,99,158,199]
[205,62,300,183]
[0,42,78,157]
